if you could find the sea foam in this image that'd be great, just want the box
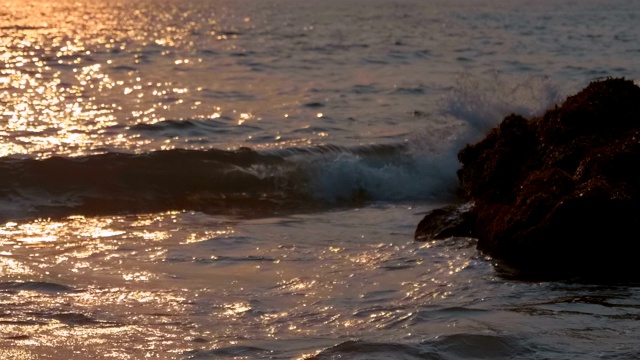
[291,74,564,204]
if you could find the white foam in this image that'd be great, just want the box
[287,73,565,203]
[292,147,459,202]
[442,72,562,139]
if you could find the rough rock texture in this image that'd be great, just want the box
[423,78,640,279]
[414,204,474,241]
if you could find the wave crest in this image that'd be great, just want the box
[0,144,458,220]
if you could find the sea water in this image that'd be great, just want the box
[1,0,639,358]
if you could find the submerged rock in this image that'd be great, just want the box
[418,78,640,279]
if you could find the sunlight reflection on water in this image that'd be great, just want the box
[0,207,479,357]
[0,0,257,157]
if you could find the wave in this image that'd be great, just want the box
[0,281,79,293]
[0,144,459,221]
[310,334,531,360]
[0,74,564,221]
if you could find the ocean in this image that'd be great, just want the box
[1,0,639,358]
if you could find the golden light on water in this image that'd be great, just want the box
[1,0,252,158]
[0,212,183,281]
[182,228,235,244]
[0,211,215,356]
[0,42,130,157]
[237,112,253,125]
[0,206,481,358]
[0,0,328,158]
[0,256,34,276]
[223,302,252,317]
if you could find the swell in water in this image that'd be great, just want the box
[0,143,459,221]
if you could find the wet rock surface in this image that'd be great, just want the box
[414,204,475,241]
[418,78,640,279]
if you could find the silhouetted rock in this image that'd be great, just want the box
[418,78,640,279]
[415,204,474,241]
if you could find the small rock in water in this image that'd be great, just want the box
[414,204,474,241]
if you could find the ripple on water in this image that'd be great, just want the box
[0,281,79,294]
[310,334,532,360]
[186,345,272,359]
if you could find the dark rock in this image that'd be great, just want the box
[420,78,640,279]
[415,204,475,241]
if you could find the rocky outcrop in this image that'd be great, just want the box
[418,78,640,279]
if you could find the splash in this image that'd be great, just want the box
[443,72,562,137]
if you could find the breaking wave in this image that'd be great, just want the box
[0,143,459,220]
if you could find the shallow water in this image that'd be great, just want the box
[2,206,640,359]
[1,0,639,358]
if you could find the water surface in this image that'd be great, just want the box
[1,0,639,358]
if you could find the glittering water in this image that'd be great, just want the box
[1,0,639,358]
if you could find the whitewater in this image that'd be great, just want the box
[1,0,639,358]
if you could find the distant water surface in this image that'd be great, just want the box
[1,0,639,358]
